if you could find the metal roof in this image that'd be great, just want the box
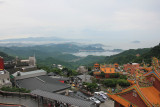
[31,89,95,107]
[16,75,70,92]
[13,69,46,77]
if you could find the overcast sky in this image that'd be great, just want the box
[0,0,160,49]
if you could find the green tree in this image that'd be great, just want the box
[100,72,105,78]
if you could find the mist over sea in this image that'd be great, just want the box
[72,51,120,57]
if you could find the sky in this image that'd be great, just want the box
[0,0,160,49]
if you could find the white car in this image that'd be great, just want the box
[99,93,107,99]
[99,91,108,96]
[89,97,101,104]
[95,91,108,100]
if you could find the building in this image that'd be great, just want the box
[0,57,12,88]
[57,64,63,70]
[0,70,12,88]
[77,74,92,83]
[114,63,119,68]
[29,56,36,66]
[108,58,160,107]
[17,55,36,67]
[76,66,88,74]
[0,57,4,70]
[4,55,38,75]
[123,63,140,74]
[93,63,116,78]
[31,89,95,107]
[12,69,47,80]
[16,75,70,94]
[109,70,160,107]
[94,63,100,71]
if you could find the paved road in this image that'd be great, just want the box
[100,99,114,107]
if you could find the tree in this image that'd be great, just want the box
[100,72,105,78]
[120,75,127,79]
[82,82,98,93]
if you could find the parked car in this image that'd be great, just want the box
[99,91,108,97]
[99,93,107,100]
[94,95,105,103]
[94,91,108,100]
[89,97,101,104]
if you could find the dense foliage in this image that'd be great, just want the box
[134,43,160,64]
[104,48,151,65]
[0,51,14,61]
[101,79,130,87]
[1,86,30,93]
[37,65,78,77]
[82,82,98,92]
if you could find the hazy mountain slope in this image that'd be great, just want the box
[104,48,151,65]
[0,51,14,61]
[134,43,160,64]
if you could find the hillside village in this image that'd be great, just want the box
[0,46,160,107]
[0,0,160,106]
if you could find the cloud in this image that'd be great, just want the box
[0,0,159,49]
[132,41,141,44]
[0,1,4,4]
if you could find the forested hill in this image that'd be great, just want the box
[103,47,150,65]
[103,43,160,65]
[135,43,160,64]
[0,51,14,61]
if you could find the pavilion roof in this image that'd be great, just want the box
[108,94,133,107]
[140,86,160,105]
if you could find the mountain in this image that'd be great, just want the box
[0,43,105,69]
[0,37,67,42]
[0,51,14,61]
[103,48,151,65]
[134,43,160,64]
[0,43,104,59]
[103,43,160,65]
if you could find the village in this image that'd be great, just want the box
[0,55,159,107]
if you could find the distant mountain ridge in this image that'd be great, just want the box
[0,42,159,69]
[0,37,67,42]
[103,43,160,65]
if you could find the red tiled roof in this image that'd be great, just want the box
[100,67,115,73]
[108,94,132,107]
[140,86,160,105]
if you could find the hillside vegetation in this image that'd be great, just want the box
[104,43,160,65]
[0,51,14,61]
[0,43,159,69]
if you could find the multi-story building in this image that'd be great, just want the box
[0,57,12,88]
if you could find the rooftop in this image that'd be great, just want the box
[140,86,160,105]
[31,89,95,107]
[16,75,70,92]
[12,69,47,80]
[100,67,115,73]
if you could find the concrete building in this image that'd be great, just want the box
[0,57,12,88]
[76,66,88,74]
[29,56,36,66]
[0,70,12,88]
[12,69,47,80]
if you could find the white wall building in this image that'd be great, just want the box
[0,70,12,88]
